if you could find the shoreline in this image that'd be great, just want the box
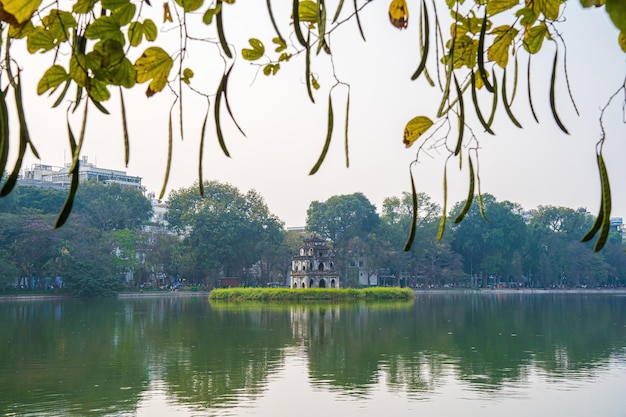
[1,288,625,301]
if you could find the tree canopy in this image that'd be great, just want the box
[0,0,623,250]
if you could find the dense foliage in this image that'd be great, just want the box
[0,0,623,250]
[1,180,624,296]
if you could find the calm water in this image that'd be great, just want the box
[1,292,625,416]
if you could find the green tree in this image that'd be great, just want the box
[450,194,528,284]
[166,181,285,286]
[56,217,122,296]
[72,181,152,231]
[380,191,463,287]
[0,186,66,215]
[306,193,380,244]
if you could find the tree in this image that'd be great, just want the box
[450,194,528,283]
[0,0,622,250]
[166,181,285,286]
[380,191,463,286]
[72,181,153,231]
[306,193,380,244]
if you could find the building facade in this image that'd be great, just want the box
[20,156,142,189]
[290,235,340,288]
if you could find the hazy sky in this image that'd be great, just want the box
[14,0,626,228]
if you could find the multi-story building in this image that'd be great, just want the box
[20,156,142,189]
[290,235,340,288]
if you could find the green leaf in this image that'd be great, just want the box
[55,125,79,228]
[332,0,344,22]
[538,0,561,20]
[159,110,173,200]
[8,20,34,38]
[411,0,429,81]
[309,93,334,175]
[43,10,76,42]
[549,49,569,134]
[84,16,125,44]
[112,3,136,26]
[108,57,136,88]
[26,27,55,53]
[470,71,495,134]
[216,2,232,58]
[214,69,231,157]
[119,89,130,166]
[128,21,143,46]
[182,68,194,84]
[353,0,366,40]
[134,46,173,96]
[273,36,287,52]
[454,157,475,224]
[453,74,464,156]
[73,0,97,13]
[37,65,69,95]
[293,0,307,46]
[305,33,315,103]
[485,0,519,16]
[594,153,612,251]
[0,0,42,24]
[403,116,433,148]
[606,0,626,32]
[299,0,318,22]
[175,0,204,12]
[488,25,518,68]
[515,6,538,26]
[619,31,626,52]
[263,63,280,75]
[403,167,418,251]
[523,23,547,54]
[477,12,493,93]
[202,4,221,24]
[102,0,129,10]
[89,78,111,102]
[143,19,157,41]
[69,54,88,87]
[241,38,265,61]
[437,163,448,241]
[502,68,522,128]
[266,0,284,42]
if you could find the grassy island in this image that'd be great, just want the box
[209,287,414,302]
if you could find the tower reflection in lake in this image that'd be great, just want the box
[1,292,625,416]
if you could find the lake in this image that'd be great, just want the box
[1,291,625,416]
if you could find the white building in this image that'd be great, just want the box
[21,156,142,189]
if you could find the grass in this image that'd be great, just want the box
[208,287,414,302]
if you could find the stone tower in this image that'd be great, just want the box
[290,235,340,288]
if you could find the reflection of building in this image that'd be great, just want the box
[20,156,142,189]
[290,235,340,288]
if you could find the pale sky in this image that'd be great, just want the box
[13,0,626,228]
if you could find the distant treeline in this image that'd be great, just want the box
[0,180,624,296]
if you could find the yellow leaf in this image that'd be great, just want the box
[403,116,433,148]
[0,0,42,24]
[163,2,172,22]
[488,25,518,68]
[388,0,408,29]
[134,46,173,96]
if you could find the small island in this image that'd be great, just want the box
[208,287,415,302]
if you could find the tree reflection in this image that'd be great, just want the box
[0,294,625,415]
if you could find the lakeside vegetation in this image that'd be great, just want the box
[208,287,415,302]
[1,180,625,297]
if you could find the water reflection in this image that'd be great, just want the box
[1,293,625,416]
